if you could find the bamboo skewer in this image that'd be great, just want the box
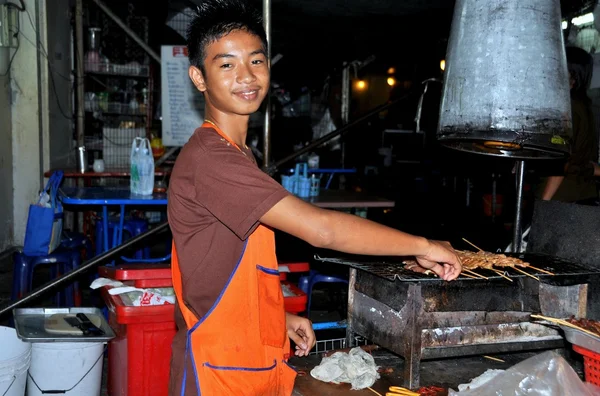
[368,387,383,396]
[462,238,483,252]
[464,268,488,280]
[531,314,600,339]
[460,272,480,279]
[490,269,513,282]
[483,355,506,363]
[524,265,555,276]
[512,266,540,281]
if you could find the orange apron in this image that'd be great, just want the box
[171,122,297,395]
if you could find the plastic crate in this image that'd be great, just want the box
[281,281,307,314]
[573,345,600,386]
[278,262,310,281]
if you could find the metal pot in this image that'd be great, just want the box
[438,0,572,159]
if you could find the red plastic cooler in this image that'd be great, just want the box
[99,264,176,396]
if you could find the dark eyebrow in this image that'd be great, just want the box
[212,53,234,61]
[212,49,266,61]
[250,49,266,56]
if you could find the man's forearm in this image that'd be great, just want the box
[541,176,564,200]
[321,210,430,256]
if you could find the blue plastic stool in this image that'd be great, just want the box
[95,217,151,259]
[298,270,349,317]
[12,249,81,307]
[61,231,93,259]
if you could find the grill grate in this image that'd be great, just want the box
[314,251,600,282]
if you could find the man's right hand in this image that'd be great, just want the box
[415,240,462,281]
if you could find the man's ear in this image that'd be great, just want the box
[189,66,207,92]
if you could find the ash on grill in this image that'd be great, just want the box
[315,252,600,389]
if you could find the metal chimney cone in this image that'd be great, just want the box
[437,0,572,159]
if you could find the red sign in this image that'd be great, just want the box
[172,46,188,57]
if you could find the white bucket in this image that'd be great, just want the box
[0,326,31,396]
[27,342,105,396]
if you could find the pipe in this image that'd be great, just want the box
[414,78,441,133]
[90,0,161,63]
[512,161,526,253]
[262,0,272,168]
[0,221,170,317]
[75,0,85,147]
[264,91,414,175]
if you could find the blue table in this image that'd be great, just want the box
[60,187,168,256]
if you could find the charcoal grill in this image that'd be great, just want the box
[315,251,600,388]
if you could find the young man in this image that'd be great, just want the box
[167,1,462,395]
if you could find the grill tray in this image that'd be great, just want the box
[314,251,600,285]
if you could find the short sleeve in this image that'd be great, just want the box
[194,145,289,240]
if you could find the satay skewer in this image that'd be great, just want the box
[460,272,480,279]
[512,266,540,281]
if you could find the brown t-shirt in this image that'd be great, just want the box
[166,127,289,396]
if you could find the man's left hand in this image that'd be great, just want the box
[285,313,316,357]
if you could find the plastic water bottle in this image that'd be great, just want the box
[138,146,155,195]
[130,137,155,195]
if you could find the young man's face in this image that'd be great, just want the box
[189,29,269,117]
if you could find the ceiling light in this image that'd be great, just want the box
[387,77,396,87]
[572,13,594,26]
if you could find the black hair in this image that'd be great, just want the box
[566,46,593,98]
[187,0,268,73]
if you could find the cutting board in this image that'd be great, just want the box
[44,314,103,335]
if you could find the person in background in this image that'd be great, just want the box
[541,46,599,204]
[166,1,463,395]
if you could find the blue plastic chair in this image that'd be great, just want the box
[298,270,349,317]
[12,249,81,307]
[95,217,151,259]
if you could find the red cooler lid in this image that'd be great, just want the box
[98,263,172,281]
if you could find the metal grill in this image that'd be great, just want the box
[314,252,600,283]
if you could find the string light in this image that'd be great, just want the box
[356,80,367,90]
[387,77,396,87]
[440,59,446,71]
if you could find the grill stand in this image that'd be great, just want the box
[345,268,599,389]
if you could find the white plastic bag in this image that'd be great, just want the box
[449,351,600,395]
[130,137,155,195]
[310,347,380,390]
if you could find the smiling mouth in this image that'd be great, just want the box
[234,88,260,101]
